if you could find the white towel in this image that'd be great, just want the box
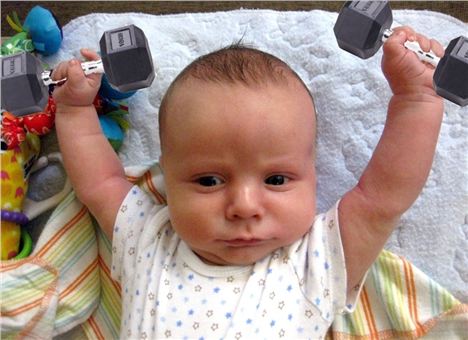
[43,9,468,302]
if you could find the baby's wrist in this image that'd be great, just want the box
[391,91,443,105]
[391,85,443,104]
[56,103,96,115]
[388,92,444,117]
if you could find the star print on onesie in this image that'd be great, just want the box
[112,186,366,339]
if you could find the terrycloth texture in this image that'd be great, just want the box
[42,8,467,306]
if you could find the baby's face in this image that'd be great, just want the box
[161,78,317,265]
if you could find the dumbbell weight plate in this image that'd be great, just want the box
[100,25,155,93]
[334,1,393,59]
[433,36,468,107]
[1,52,48,116]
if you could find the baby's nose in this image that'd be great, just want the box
[225,184,265,221]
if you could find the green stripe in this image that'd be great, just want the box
[55,269,100,326]
[2,269,56,305]
[430,279,439,315]
[101,279,121,324]
[48,191,78,220]
[44,217,94,265]
[379,253,406,330]
[353,303,367,335]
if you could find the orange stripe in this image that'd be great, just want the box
[360,287,378,339]
[3,259,97,317]
[59,258,99,299]
[0,265,58,317]
[0,207,88,272]
[87,315,105,340]
[0,258,28,271]
[37,206,88,257]
[1,297,42,317]
[98,255,122,297]
[126,174,140,184]
[406,260,424,336]
[145,170,166,204]
[401,257,424,336]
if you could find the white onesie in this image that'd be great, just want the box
[112,186,363,339]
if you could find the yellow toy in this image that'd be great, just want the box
[1,133,40,260]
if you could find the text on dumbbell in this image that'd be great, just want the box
[457,40,468,60]
[110,28,132,51]
[2,56,22,77]
[353,1,385,18]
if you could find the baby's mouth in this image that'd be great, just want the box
[223,238,264,247]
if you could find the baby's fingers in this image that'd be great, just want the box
[51,58,87,86]
[429,38,444,58]
[79,48,102,86]
[80,48,100,61]
[406,31,444,60]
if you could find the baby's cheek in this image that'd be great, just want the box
[168,204,208,238]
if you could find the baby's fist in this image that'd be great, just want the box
[52,49,102,109]
[381,26,444,98]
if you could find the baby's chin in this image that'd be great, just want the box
[194,246,279,267]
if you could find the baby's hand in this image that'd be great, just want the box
[382,26,444,102]
[52,49,102,109]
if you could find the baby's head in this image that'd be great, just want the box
[159,45,317,265]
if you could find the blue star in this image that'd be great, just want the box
[225,312,232,319]
[214,287,220,293]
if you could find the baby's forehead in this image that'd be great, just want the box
[174,71,312,103]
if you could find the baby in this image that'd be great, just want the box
[52,26,444,338]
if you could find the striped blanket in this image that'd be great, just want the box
[1,163,467,339]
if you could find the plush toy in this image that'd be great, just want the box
[2,6,62,56]
[23,6,63,55]
[99,74,137,100]
[1,132,40,260]
[0,99,55,260]
[0,31,34,56]
[94,95,130,151]
[1,97,56,150]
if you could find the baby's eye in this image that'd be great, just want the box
[197,176,223,187]
[265,175,289,186]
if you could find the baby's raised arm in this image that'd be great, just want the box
[339,27,445,292]
[53,49,133,239]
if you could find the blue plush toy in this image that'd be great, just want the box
[99,74,137,100]
[99,115,125,151]
[23,5,63,55]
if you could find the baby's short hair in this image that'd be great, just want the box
[158,44,314,149]
[170,43,298,85]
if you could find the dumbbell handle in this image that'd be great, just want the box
[41,60,105,86]
[382,29,440,67]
